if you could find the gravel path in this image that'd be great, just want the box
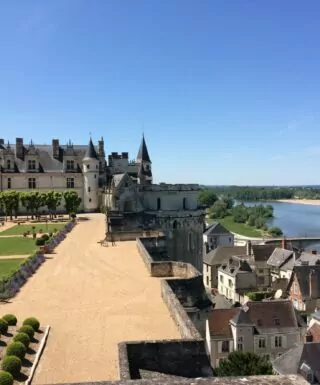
[0,214,180,384]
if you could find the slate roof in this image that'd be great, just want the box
[219,258,252,276]
[273,342,320,377]
[292,265,320,300]
[112,173,126,187]
[295,251,320,266]
[203,222,232,236]
[207,308,240,337]
[251,244,276,262]
[137,135,151,163]
[231,300,302,331]
[203,246,246,266]
[267,248,294,268]
[0,143,99,173]
[84,138,98,159]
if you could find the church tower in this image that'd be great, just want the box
[136,134,152,184]
[83,138,100,211]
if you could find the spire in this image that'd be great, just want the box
[137,134,151,163]
[84,137,98,159]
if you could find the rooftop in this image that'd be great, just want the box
[203,245,246,266]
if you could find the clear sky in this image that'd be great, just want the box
[1,1,320,186]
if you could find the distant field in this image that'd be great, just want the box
[208,216,263,238]
[0,223,65,236]
[0,258,25,278]
[0,237,38,256]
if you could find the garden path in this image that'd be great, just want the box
[0,213,180,384]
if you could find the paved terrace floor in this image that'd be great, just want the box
[0,214,181,384]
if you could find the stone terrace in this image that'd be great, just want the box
[0,214,181,384]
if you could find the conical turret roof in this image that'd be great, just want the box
[137,134,151,163]
[84,138,98,159]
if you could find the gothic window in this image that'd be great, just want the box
[7,178,11,189]
[157,197,161,210]
[28,177,36,189]
[222,341,229,352]
[66,160,74,170]
[88,187,91,192]
[28,159,36,170]
[66,178,75,188]
[7,159,11,169]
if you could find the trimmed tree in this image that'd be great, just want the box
[215,351,273,377]
[0,191,20,221]
[44,191,62,219]
[63,191,81,216]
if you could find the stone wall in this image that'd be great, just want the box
[106,231,161,242]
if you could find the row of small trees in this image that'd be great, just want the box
[0,190,82,220]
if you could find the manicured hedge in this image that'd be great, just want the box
[6,342,26,360]
[18,325,34,339]
[13,332,30,348]
[1,356,21,377]
[0,371,13,385]
[1,315,17,327]
[23,317,40,331]
[0,319,8,334]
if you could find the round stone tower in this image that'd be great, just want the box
[83,138,99,212]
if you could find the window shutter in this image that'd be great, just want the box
[282,335,287,349]
[218,341,222,353]
[271,336,275,349]
[230,340,234,352]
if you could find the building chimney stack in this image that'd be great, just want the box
[52,139,60,159]
[282,237,287,250]
[246,240,252,255]
[98,137,105,157]
[15,138,24,159]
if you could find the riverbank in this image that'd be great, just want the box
[277,199,320,206]
[207,216,267,238]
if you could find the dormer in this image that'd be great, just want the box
[3,142,15,172]
[63,141,77,172]
[25,140,40,172]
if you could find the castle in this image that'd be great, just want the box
[0,135,205,270]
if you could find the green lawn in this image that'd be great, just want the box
[0,223,65,236]
[208,216,264,238]
[0,259,25,279]
[0,237,38,256]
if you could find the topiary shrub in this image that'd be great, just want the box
[0,319,9,334]
[23,317,40,331]
[18,325,34,339]
[1,356,21,378]
[41,234,49,241]
[0,371,14,385]
[35,238,45,246]
[6,342,26,360]
[13,332,30,348]
[2,315,17,327]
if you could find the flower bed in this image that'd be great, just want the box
[0,220,77,299]
[0,315,47,385]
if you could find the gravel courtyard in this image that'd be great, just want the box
[0,214,181,384]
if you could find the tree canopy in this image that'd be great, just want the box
[198,189,218,207]
[215,351,273,377]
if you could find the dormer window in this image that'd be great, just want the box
[66,160,75,170]
[28,159,36,170]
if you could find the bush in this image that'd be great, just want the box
[23,317,40,331]
[35,238,45,246]
[246,291,276,301]
[13,332,30,348]
[2,315,17,327]
[0,319,9,334]
[1,357,21,377]
[0,371,14,385]
[17,325,34,339]
[41,234,49,241]
[6,342,26,360]
[269,226,283,236]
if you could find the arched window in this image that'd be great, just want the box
[183,197,187,210]
[157,197,161,210]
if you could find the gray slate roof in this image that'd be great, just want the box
[84,138,98,159]
[203,222,232,236]
[267,248,294,268]
[137,135,151,163]
[292,264,320,300]
[219,258,252,277]
[203,246,246,266]
[251,244,276,262]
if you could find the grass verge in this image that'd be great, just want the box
[0,258,26,278]
[208,216,264,237]
[0,223,65,236]
[0,237,38,255]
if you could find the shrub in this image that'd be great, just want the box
[0,371,14,385]
[0,319,9,334]
[6,342,26,360]
[53,228,58,233]
[49,232,53,237]
[2,315,17,326]
[13,332,30,347]
[1,357,21,378]
[23,317,40,331]
[41,234,49,241]
[269,226,283,236]
[246,291,276,301]
[17,325,34,339]
[35,238,45,246]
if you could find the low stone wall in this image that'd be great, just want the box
[107,231,161,242]
[0,220,77,299]
[119,339,212,380]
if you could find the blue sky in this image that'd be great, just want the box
[1,1,320,185]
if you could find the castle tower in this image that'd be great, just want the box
[136,134,152,184]
[83,138,100,212]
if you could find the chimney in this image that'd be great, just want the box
[309,269,318,299]
[98,137,105,157]
[15,138,24,159]
[246,240,252,255]
[0,139,4,146]
[311,250,317,255]
[305,332,313,343]
[282,237,287,250]
[52,139,60,159]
